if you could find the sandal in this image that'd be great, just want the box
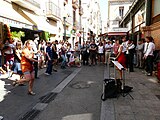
[12,80,18,86]
[28,91,36,96]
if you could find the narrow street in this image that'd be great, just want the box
[0,65,160,120]
[0,67,77,120]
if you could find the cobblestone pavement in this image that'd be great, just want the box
[101,67,160,120]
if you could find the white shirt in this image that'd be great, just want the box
[126,43,135,54]
[122,41,128,52]
[118,44,125,53]
[105,43,112,52]
[144,42,155,57]
[4,44,15,54]
[98,46,104,53]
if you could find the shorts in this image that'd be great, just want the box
[23,70,34,75]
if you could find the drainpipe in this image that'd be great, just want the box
[145,0,152,26]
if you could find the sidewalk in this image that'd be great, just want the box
[101,67,160,120]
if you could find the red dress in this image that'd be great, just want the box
[117,45,126,68]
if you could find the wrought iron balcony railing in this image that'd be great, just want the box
[46,2,61,20]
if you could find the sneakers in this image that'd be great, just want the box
[147,73,152,76]
[44,73,50,76]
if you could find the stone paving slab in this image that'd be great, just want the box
[101,67,160,120]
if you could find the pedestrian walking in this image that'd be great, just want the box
[45,42,53,75]
[52,41,58,72]
[60,42,67,69]
[12,40,40,95]
[0,41,6,74]
[3,38,15,77]
[38,40,46,69]
[12,41,23,76]
[33,38,39,79]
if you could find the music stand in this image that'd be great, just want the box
[112,61,134,99]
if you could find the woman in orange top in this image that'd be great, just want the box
[13,40,40,95]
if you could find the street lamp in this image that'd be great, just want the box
[83,28,85,43]
[63,16,66,42]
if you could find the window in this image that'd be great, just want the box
[119,6,124,18]
[152,0,160,23]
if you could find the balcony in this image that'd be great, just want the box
[72,0,78,9]
[11,0,40,11]
[46,2,61,21]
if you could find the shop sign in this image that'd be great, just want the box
[0,17,32,29]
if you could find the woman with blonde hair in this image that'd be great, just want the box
[13,40,40,95]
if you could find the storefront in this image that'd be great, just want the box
[142,0,160,50]
[0,1,33,42]
[21,9,58,41]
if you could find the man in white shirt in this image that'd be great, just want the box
[126,39,135,72]
[143,36,155,76]
[122,36,128,54]
[32,39,39,79]
[136,39,144,68]
[104,40,113,65]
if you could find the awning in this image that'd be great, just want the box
[0,1,33,29]
[98,33,107,37]
[108,32,127,36]
[22,10,57,34]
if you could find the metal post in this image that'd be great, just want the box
[63,17,66,42]
[83,28,84,43]
[79,0,82,44]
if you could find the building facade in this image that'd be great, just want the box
[0,0,103,46]
[120,0,160,50]
[81,0,102,41]
[107,0,134,39]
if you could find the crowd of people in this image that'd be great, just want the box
[0,35,159,95]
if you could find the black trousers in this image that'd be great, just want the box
[145,55,154,74]
[34,57,38,78]
[126,54,134,72]
[82,52,89,65]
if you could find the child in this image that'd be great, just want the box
[68,50,81,68]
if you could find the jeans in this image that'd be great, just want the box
[61,55,66,67]
[45,60,53,74]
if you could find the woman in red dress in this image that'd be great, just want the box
[115,40,126,79]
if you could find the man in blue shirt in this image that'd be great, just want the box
[45,42,53,75]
